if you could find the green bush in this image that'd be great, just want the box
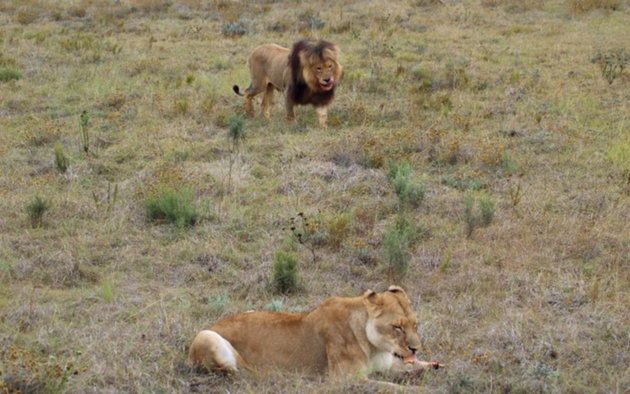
[26,195,51,228]
[227,114,245,143]
[272,251,300,294]
[54,143,70,173]
[145,187,198,228]
[383,215,420,280]
[0,67,22,82]
[464,192,496,238]
[389,162,426,208]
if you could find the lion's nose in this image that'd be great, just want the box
[323,78,331,83]
[408,346,418,355]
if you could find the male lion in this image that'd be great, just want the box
[233,39,342,128]
[188,286,442,384]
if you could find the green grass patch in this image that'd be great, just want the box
[271,251,300,294]
[26,195,51,228]
[145,186,198,228]
[0,67,22,82]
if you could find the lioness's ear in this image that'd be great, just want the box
[363,289,383,306]
[387,285,405,294]
[363,289,376,298]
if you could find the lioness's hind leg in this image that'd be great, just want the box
[261,84,274,119]
[188,330,239,373]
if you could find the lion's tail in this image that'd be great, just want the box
[233,85,245,96]
[188,330,251,373]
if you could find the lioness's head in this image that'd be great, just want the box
[363,286,421,363]
[296,40,343,93]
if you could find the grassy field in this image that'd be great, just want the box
[1,0,629,392]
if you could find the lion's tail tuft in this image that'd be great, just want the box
[233,85,244,96]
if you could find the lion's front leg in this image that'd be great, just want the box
[316,106,328,128]
[285,95,295,122]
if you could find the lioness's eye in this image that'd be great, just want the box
[393,325,403,332]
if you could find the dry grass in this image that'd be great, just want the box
[1,0,629,392]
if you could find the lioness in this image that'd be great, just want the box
[233,39,342,128]
[189,286,442,382]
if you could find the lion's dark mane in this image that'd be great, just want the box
[288,39,336,107]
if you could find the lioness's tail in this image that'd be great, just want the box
[233,85,244,96]
[188,330,249,373]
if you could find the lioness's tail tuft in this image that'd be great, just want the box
[233,85,244,96]
[189,330,239,373]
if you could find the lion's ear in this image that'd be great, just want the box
[387,285,406,294]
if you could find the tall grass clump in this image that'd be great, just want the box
[383,215,420,281]
[464,192,496,238]
[145,186,198,228]
[26,195,51,228]
[271,251,300,294]
[79,110,90,155]
[54,143,70,173]
[389,162,426,208]
[0,67,22,82]
[607,138,630,188]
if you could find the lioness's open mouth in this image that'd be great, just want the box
[394,352,417,364]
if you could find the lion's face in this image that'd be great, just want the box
[364,286,421,364]
[299,45,343,93]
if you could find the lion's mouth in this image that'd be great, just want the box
[319,79,334,91]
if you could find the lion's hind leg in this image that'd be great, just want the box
[260,83,275,119]
[188,330,240,373]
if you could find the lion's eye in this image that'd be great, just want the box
[393,325,403,332]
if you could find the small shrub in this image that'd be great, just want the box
[298,10,325,31]
[221,19,252,37]
[569,0,622,14]
[607,138,630,189]
[507,181,523,210]
[325,212,353,250]
[26,195,51,228]
[591,48,629,84]
[53,143,70,173]
[286,212,325,263]
[227,115,245,143]
[383,215,420,281]
[389,162,426,208]
[79,110,90,155]
[145,186,198,228]
[272,251,300,294]
[444,59,470,89]
[464,192,496,238]
[207,295,229,315]
[200,92,216,117]
[265,299,284,311]
[0,67,22,82]
[173,98,189,116]
[15,6,39,24]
